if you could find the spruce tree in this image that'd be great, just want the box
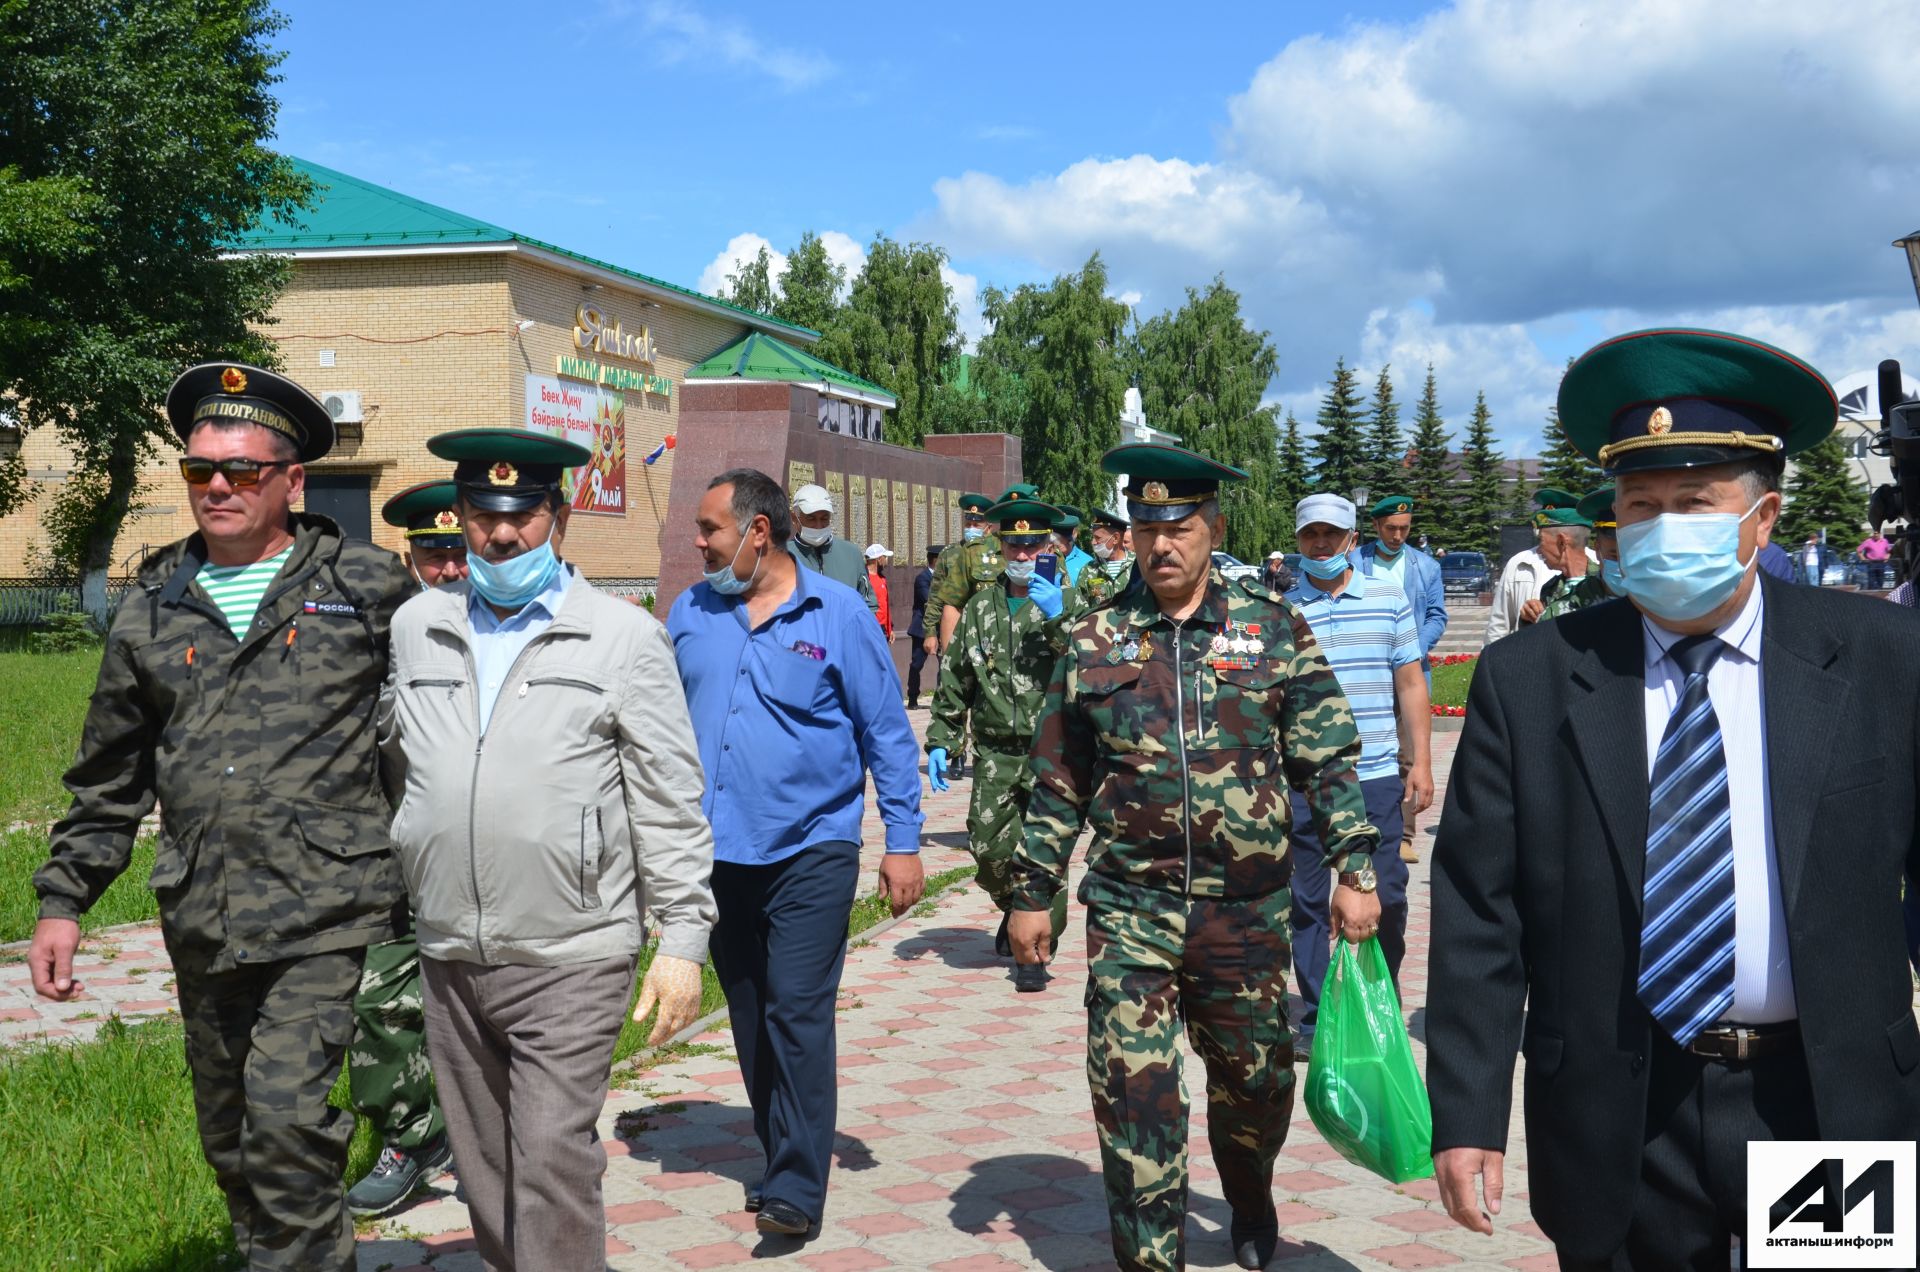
[1536,404,1605,495]
[1457,392,1506,556]
[1275,410,1311,550]
[1361,364,1405,499]
[1310,357,1367,499]
[1778,437,1870,544]
[1404,365,1455,548]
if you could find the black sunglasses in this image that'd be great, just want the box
[179,457,295,487]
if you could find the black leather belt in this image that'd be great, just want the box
[1684,1021,1799,1062]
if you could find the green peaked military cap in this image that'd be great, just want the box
[1576,486,1616,529]
[1101,442,1247,523]
[427,427,591,513]
[996,482,1041,502]
[1557,328,1837,474]
[986,498,1059,541]
[1051,507,1081,531]
[1369,494,1414,518]
[1532,506,1592,530]
[958,491,995,514]
[1532,486,1579,510]
[381,479,465,548]
[1091,508,1128,531]
[166,362,335,462]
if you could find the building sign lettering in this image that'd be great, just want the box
[574,304,657,365]
[555,354,672,396]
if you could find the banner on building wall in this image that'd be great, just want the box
[526,374,627,515]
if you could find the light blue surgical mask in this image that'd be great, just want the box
[1373,540,1403,560]
[1601,558,1627,595]
[962,525,986,543]
[1615,498,1763,621]
[1302,551,1349,580]
[466,522,564,610]
[703,529,761,597]
[1003,559,1036,584]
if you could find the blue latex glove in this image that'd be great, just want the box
[927,747,950,792]
[1028,573,1064,619]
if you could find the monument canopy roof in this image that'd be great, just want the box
[687,331,896,406]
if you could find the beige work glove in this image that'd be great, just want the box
[632,954,703,1045]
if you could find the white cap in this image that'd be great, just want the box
[1295,493,1356,532]
[864,543,891,559]
[1267,550,1284,560]
[792,483,833,514]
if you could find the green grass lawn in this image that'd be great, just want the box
[0,647,100,826]
[1430,659,1477,710]
[0,829,159,943]
[4,861,979,1269]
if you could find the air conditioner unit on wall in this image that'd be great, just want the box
[321,391,363,424]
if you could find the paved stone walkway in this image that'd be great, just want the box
[4,722,1560,1269]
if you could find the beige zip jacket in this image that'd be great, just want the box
[378,571,717,966]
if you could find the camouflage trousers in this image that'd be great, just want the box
[969,743,1068,940]
[1081,877,1297,1272]
[173,946,366,1272]
[348,934,445,1150]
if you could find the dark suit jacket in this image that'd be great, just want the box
[908,567,932,638]
[1427,574,1920,1258]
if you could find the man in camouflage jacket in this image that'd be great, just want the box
[28,364,410,1272]
[925,499,1082,986]
[923,485,1040,651]
[1007,444,1381,1272]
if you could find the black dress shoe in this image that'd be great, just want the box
[1230,1211,1280,1269]
[755,1198,813,1235]
[1013,961,1047,993]
[744,1181,764,1213]
[994,913,1012,957]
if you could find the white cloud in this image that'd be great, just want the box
[696,232,786,300]
[942,264,985,350]
[617,2,833,92]
[817,231,866,296]
[922,0,1920,455]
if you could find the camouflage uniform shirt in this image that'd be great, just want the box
[1011,570,1378,907]
[1075,553,1136,609]
[35,514,411,972]
[922,533,1003,635]
[926,576,1082,755]
[1539,566,1616,620]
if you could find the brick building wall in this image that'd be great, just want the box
[0,249,760,579]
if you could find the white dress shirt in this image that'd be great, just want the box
[1486,549,1551,641]
[1640,580,1796,1023]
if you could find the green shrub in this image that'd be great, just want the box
[28,598,102,654]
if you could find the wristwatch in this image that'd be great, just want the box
[1337,867,1378,894]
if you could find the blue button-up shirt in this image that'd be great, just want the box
[468,564,572,732]
[667,559,924,865]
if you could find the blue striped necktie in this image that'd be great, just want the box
[1637,634,1736,1044]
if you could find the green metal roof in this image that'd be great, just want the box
[686,331,895,405]
[229,159,819,341]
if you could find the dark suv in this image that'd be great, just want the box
[1439,551,1489,595]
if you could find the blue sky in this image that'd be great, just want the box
[272,0,1920,458]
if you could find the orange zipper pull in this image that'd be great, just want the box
[286,623,297,648]
[186,642,195,667]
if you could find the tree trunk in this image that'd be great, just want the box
[80,440,141,629]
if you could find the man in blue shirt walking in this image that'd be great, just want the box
[667,467,926,1240]
[1355,494,1448,864]
[1285,493,1434,1059]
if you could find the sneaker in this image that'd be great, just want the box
[346,1134,454,1218]
[1013,961,1048,993]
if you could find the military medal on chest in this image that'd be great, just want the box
[1208,619,1264,671]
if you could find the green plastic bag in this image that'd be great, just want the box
[1303,936,1435,1182]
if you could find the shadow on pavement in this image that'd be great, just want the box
[891,924,1002,970]
[946,1152,1107,1269]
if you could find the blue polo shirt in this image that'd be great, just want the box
[667,560,924,865]
[1284,568,1420,783]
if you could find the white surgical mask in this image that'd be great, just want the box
[797,525,833,548]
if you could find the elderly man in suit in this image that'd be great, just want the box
[1427,328,1920,1270]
